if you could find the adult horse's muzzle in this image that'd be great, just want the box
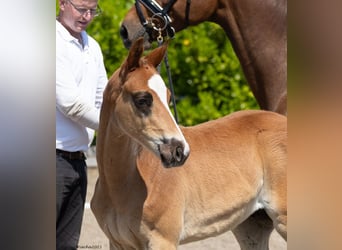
[120,0,176,49]
[158,138,189,168]
[120,23,152,49]
[120,18,173,50]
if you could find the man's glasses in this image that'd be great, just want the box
[68,0,102,17]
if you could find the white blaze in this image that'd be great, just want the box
[148,74,169,108]
[148,74,190,154]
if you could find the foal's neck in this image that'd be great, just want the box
[105,124,141,170]
[97,102,143,185]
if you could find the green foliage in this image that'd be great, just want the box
[160,23,259,125]
[57,0,258,126]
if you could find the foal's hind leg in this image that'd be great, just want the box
[232,210,274,250]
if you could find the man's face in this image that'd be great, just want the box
[59,0,98,38]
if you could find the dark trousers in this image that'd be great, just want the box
[56,154,87,250]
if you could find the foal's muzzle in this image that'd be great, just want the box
[158,138,189,168]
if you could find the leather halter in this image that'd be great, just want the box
[135,0,191,42]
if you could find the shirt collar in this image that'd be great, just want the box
[56,20,89,48]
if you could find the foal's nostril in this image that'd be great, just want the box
[159,139,189,167]
[120,25,128,40]
[175,146,184,162]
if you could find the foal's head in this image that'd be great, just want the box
[111,38,190,167]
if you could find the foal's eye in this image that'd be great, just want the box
[133,92,153,114]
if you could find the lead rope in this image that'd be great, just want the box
[157,31,179,124]
[185,0,191,27]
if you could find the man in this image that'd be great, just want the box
[56,0,107,249]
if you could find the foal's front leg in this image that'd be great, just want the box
[141,214,181,250]
[147,233,178,250]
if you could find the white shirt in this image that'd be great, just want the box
[56,20,107,152]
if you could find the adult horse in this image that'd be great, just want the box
[91,38,287,249]
[120,0,287,115]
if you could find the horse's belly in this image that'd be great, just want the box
[179,199,263,244]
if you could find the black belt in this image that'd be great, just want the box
[56,149,86,160]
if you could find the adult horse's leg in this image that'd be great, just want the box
[232,210,274,250]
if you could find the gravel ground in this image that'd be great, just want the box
[78,165,286,250]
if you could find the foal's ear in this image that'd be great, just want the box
[119,37,144,81]
[144,41,168,68]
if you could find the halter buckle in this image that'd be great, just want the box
[157,28,164,44]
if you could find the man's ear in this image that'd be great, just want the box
[59,0,67,11]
